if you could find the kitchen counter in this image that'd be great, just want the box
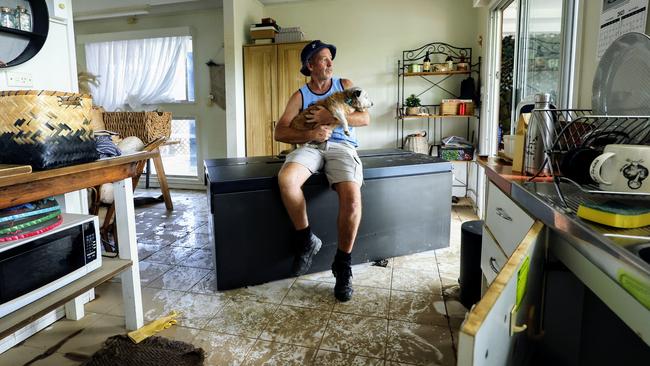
[478,157,650,344]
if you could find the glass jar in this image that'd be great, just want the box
[0,7,16,29]
[15,6,31,32]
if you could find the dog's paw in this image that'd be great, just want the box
[344,130,350,136]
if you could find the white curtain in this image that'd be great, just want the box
[85,36,188,111]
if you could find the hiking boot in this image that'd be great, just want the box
[292,234,322,276]
[332,261,353,302]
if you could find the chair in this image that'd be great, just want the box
[100,110,174,211]
[90,137,171,245]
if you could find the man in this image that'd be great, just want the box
[274,40,370,302]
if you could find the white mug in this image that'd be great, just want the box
[589,144,650,193]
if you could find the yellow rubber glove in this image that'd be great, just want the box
[127,311,180,344]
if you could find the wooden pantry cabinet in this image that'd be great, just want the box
[243,41,309,156]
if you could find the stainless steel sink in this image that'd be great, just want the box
[513,180,650,275]
[629,243,650,264]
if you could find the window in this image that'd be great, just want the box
[84,35,194,111]
[484,0,578,155]
[152,118,197,177]
[516,0,564,105]
[170,37,195,103]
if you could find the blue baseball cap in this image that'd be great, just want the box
[300,40,336,76]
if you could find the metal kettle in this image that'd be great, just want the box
[524,93,555,176]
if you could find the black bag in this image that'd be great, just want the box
[460,77,478,105]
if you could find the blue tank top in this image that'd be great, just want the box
[299,77,358,147]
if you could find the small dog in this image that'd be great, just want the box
[290,87,373,136]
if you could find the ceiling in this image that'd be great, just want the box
[71,0,312,16]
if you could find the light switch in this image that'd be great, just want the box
[6,72,33,87]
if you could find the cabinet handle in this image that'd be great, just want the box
[489,257,499,273]
[510,305,528,336]
[495,207,512,221]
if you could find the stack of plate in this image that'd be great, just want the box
[0,198,62,242]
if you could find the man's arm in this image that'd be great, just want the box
[274,91,332,144]
[306,79,370,127]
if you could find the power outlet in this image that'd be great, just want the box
[6,72,33,87]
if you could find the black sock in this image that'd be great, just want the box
[295,226,312,245]
[334,249,351,265]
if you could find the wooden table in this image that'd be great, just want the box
[0,152,156,340]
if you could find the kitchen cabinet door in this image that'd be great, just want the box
[485,181,534,257]
[243,42,309,157]
[244,45,277,157]
[458,221,546,366]
[274,42,308,155]
[481,227,508,285]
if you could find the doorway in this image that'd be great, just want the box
[499,1,518,144]
[485,0,578,155]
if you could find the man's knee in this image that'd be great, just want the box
[278,163,310,191]
[336,182,362,213]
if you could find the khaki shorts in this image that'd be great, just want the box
[285,141,364,187]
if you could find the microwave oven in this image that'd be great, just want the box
[0,213,101,318]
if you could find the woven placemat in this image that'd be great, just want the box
[81,335,205,366]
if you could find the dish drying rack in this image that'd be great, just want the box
[528,108,650,208]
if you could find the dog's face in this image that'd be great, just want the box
[346,87,373,111]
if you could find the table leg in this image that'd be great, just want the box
[113,177,144,331]
[152,151,173,211]
[145,160,151,189]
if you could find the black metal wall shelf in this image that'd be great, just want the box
[0,0,49,67]
[396,42,482,203]
[396,42,481,149]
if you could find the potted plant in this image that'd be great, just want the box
[405,94,422,115]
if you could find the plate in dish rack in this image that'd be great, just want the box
[592,32,650,116]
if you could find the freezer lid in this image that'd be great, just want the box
[205,150,452,194]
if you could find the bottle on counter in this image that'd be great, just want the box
[423,51,431,72]
[0,7,16,29]
[524,93,554,176]
[15,6,31,32]
[445,56,454,71]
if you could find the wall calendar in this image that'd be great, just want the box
[598,0,648,59]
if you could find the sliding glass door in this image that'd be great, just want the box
[514,0,565,108]
[485,0,578,154]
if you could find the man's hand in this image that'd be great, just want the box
[306,106,335,125]
[309,125,333,142]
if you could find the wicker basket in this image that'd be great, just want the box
[441,100,474,116]
[403,132,429,154]
[102,111,172,143]
[0,90,98,169]
[441,100,459,115]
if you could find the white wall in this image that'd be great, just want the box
[74,8,226,185]
[576,1,650,108]
[223,0,263,157]
[263,0,481,150]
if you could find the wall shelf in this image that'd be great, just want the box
[0,0,50,67]
[404,70,471,77]
[0,258,132,340]
[398,114,479,119]
[396,42,481,201]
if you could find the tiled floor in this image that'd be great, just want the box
[0,190,478,366]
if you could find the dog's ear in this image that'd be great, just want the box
[354,89,362,98]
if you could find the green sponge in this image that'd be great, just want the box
[577,200,650,229]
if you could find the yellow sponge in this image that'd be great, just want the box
[577,201,650,229]
[127,311,179,344]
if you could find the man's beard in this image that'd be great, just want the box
[314,68,332,81]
